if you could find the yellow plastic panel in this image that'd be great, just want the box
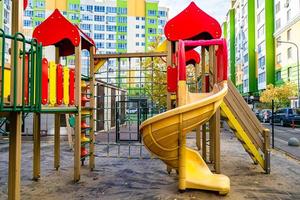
[4,69,11,99]
[49,61,56,106]
[63,66,69,105]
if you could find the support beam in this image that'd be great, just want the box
[89,46,95,170]
[208,46,215,163]
[212,109,221,173]
[74,45,82,182]
[33,113,41,180]
[54,47,60,170]
[201,47,207,161]
[8,113,22,200]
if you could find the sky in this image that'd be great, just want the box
[159,0,230,24]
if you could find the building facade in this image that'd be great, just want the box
[224,0,275,97]
[0,0,12,64]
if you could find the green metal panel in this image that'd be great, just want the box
[265,0,275,85]
[248,0,257,93]
[229,9,236,85]
[145,1,158,51]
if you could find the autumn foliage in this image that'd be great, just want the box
[259,82,297,108]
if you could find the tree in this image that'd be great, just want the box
[259,82,297,109]
[142,36,167,110]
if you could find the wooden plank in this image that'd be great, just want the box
[89,46,95,170]
[54,114,60,170]
[208,46,215,163]
[214,109,220,173]
[8,112,22,200]
[74,45,82,182]
[225,81,264,149]
[33,113,41,180]
[94,52,167,59]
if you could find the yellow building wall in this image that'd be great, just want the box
[46,0,67,11]
[275,20,300,83]
[128,0,145,17]
[4,69,11,99]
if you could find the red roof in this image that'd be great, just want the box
[33,9,95,56]
[164,2,222,41]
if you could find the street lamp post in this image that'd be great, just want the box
[277,40,300,107]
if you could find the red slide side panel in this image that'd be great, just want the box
[69,69,75,105]
[24,54,29,104]
[167,66,177,92]
[41,58,49,105]
[56,64,63,105]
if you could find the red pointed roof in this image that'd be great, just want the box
[164,2,222,41]
[185,49,200,65]
[33,9,95,56]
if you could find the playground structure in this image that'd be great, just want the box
[1,1,271,199]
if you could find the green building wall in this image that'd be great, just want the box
[145,1,158,51]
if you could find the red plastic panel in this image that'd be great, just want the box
[56,64,63,105]
[164,2,222,41]
[41,58,49,105]
[69,69,75,105]
[24,54,29,104]
[178,41,186,81]
[24,0,28,10]
[185,49,200,65]
[167,66,177,92]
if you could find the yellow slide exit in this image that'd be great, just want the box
[140,82,230,194]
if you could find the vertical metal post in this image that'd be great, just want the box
[271,99,274,149]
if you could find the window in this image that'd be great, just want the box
[287,9,291,21]
[136,34,139,37]
[148,10,156,16]
[106,25,116,32]
[94,15,105,22]
[148,19,156,24]
[141,42,145,46]
[257,26,264,38]
[288,67,292,80]
[106,42,116,49]
[35,21,42,26]
[24,20,32,27]
[257,0,263,8]
[141,25,145,29]
[257,41,265,54]
[94,33,104,40]
[158,19,165,26]
[136,42,139,46]
[35,11,45,18]
[118,43,127,49]
[70,14,80,21]
[80,24,91,31]
[275,19,281,30]
[141,17,145,21]
[258,72,265,83]
[287,29,291,41]
[243,79,248,88]
[275,2,280,13]
[136,17,139,20]
[141,34,145,38]
[36,1,45,8]
[136,25,139,29]
[148,28,156,34]
[276,36,281,47]
[107,7,117,13]
[287,47,292,59]
[107,34,115,40]
[25,10,33,17]
[257,9,264,24]
[81,14,93,21]
[118,35,127,40]
[158,10,166,17]
[258,56,265,68]
[87,5,93,12]
[243,54,248,63]
[94,25,105,31]
[94,6,105,12]
[117,7,127,14]
[276,53,282,64]
[69,4,79,11]
[106,16,116,22]
[276,71,281,81]
[117,26,127,32]
[96,42,105,49]
[118,16,127,23]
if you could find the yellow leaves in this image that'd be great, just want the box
[260,82,297,107]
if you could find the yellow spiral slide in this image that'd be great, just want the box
[140,82,230,194]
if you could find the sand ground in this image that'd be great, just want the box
[0,129,300,200]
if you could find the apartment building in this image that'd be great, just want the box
[224,0,275,97]
[0,0,12,64]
